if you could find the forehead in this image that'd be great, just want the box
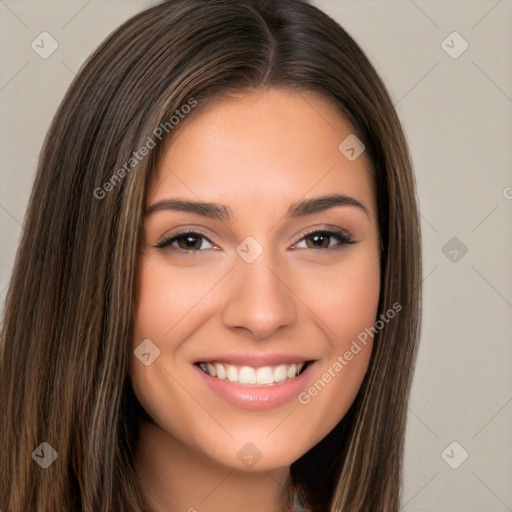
[148,88,375,217]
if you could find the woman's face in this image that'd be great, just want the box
[130,88,380,472]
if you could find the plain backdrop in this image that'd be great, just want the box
[1,1,511,510]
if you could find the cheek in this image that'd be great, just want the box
[132,256,222,343]
[129,256,226,423]
[129,256,207,442]
[296,245,381,349]
[331,254,381,341]
[291,251,380,449]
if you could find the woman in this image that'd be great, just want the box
[0,0,421,510]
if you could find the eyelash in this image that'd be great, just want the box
[154,228,355,256]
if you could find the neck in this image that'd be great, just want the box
[135,420,291,512]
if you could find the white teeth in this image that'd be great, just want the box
[226,364,238,382]
[198,361,308,385]
[206,363,216,377]
[273,365,287,382]
[239,366,257,385]
[256,366,274,385]
[215,363,226,379]
[287,363,298,379]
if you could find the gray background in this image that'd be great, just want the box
[1,1,511,510]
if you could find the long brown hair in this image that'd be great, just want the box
[0,1,421,510]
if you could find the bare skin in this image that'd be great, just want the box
[130,88,381,512]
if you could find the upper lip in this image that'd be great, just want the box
[194,352,315,367]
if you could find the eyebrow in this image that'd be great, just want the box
[145,193,369,220]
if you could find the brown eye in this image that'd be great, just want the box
[176,234,203,250]
[305,232,330,249]
[155,231,215,252]
[295,229,355,251]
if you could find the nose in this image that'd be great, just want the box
[221,255,298,340]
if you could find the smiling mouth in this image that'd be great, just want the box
[196,361,312,386]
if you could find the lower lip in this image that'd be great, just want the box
[194,362,317,411]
